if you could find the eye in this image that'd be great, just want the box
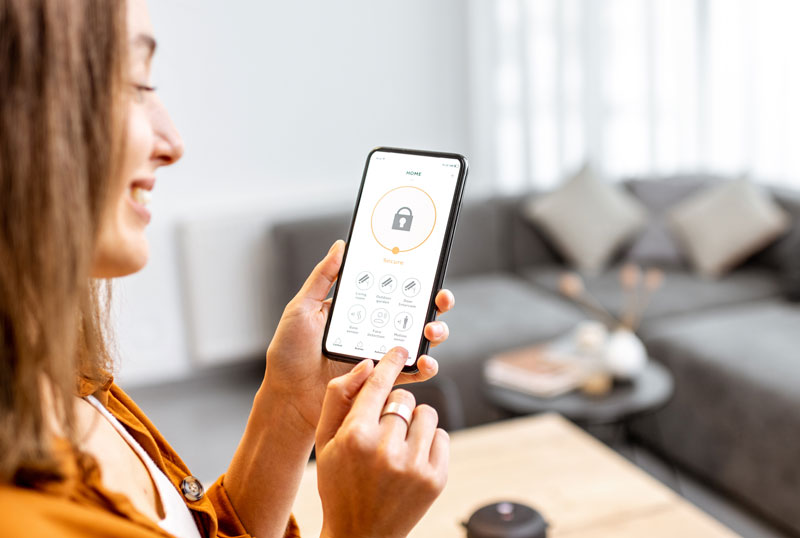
[131,83,157,103]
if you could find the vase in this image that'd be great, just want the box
[604,328,648,380]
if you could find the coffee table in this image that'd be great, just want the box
[484,360,675,426]
[291,414,739,537]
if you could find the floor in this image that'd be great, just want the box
[124,363,792,538]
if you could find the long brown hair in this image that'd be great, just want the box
[0,0,127,485]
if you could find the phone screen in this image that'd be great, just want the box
[324,148,465,368]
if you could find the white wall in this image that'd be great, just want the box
[115,0,472,386]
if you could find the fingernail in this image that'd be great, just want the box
[431,324,443,337]
[427,357,438,371]
[391,346,409,359]
[328,240,341,254]
[352,359,370,375]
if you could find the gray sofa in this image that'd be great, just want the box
[271,177,800,535]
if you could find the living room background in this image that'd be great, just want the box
[470,0,800,192]
[101,2,800,536]
[112,0,800,400]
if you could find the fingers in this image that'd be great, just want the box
[321,297,333,317]
[316,359,374,450]
[348,347,409,423]
[424,321,449,347]
[406,404,438,458]
[395,355,438,386]
[378,389,416,444]
[435,289,455,314]
[429,428,450,484]
[296,240,344,304]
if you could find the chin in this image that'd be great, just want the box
[93,236,150,279]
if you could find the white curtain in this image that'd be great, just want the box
[471,0,800,192]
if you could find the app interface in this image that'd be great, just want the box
[326,151,462,366]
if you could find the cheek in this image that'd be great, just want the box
[123,105,154,175]
[91,106,154,278]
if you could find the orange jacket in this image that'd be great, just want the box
[0,381,301,537]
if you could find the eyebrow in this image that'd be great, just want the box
[133,34,157,59]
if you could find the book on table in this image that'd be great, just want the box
[484,344,591,398]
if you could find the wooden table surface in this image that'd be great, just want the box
[291,414,740,537]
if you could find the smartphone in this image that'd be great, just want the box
[322,147,468,373]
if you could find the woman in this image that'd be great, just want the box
[0,1,455,537]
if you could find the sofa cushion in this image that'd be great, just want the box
[271,211,351,310]
[445,197,516,278]
[668,179,790,277]
[747,186,800,271]
[433,273,584,427]
[521,265,782,324]
[623,176,712,268]
[501,195,564,271]
[631,300,800,535]
[747,187,800,300]
[522,166,647,273]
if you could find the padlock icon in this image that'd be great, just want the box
[392,207,413,232]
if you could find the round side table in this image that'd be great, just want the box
[484,359,674,426]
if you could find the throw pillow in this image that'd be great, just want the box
[668,178,790,277]
[624,176,716,267]
[522,165,648,273]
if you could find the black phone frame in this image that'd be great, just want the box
[321,146,469,373]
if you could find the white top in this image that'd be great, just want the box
[85,395,203,538]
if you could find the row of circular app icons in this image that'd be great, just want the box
[347,305,413,332]
[355,271,421,297]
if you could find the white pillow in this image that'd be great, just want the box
[523,166,648,273]
[668,178,789,277]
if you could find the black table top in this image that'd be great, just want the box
[484,359,675,425]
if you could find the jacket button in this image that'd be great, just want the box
[180,476,205,501]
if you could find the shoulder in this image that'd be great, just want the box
[0,485,159,537]
[0,486,83,536]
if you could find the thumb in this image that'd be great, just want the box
[297,240,344,303]
[316,359,373,450]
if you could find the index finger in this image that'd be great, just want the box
[347,347,409,423]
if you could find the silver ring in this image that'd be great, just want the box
[380,401,413,427]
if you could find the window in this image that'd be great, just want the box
[479,0,800,190]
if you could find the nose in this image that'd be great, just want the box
[150,96,184,166]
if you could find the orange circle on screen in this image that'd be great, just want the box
[370,186,437,254]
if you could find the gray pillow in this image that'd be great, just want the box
[523,166,647,273]
[668,178,790,277]
[624,177,714,267]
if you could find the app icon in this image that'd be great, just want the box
[371,308,390,328]
[378,274,397,294]
[347,304,366,324]
[402,278,421,297]
[392,207,413,232]
[394,312,413,332]
[356,271,374,290]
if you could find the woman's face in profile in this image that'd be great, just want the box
[93,0,184,279]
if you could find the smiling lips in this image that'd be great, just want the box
[130,178,154,207]
[131,186,152,207]
[129,178,154,223]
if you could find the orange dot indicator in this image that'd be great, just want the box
[392,246,400,254]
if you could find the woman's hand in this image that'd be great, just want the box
[316,348,449,538]
[263,240,455,434]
